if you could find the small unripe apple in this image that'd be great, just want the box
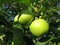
[29,19,49,37]
[19,14,34,25]
[14,14,19,22]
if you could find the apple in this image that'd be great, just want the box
[19,14,34,25]
[14,14,19,22]
[29,19,49,37]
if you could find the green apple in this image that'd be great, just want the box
[19,14,34,25]
[14,14,19,22]
[29,19,49,37]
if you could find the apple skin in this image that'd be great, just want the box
[14,14,19,22]
[29,19,49,37]
[19,14,34,25]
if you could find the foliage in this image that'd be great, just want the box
[0,0,60,45]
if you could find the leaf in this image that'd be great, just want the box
[21,8,32,15]
[1,0,17,4]
[0,0,1,4]
[46,41,53,45]
[20,6,33,16]
[53,42,56,45]
[57,27,60,31]
[0,5,2,9]
[1,0,31,6]
[18,0,31,6]
[35,41,46,45]
[58,42,60,45]
[48,7,57,12]
[12,29,26,45]
[13,22,23,30]
[35,35,55,45]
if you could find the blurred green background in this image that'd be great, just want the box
[0,0,60,45]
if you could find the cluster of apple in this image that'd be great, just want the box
[14,14,49,37]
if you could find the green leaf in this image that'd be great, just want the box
[18,0,31,6]
[12,29,26,45]
[58,42,60,45]
[0,5,2,9]
[35,41,46,45]
[35,35,55,45]
[56,18,60,23]
[0,0,1,4]
[1,0,17,4]
[53,42,56,45]
[13,22,23,30]
[57,27,60,31]
[21,6,33,15]
[1,0,31,6]
[21,9,32,15]
[48,7,57,12]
